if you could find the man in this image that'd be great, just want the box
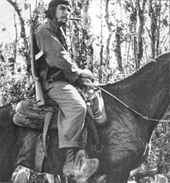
[35,0,99,180]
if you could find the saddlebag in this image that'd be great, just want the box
[13,99,58,130]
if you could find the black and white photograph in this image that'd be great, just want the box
[0,0,170,182]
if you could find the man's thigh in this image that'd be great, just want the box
[47,81,85,109]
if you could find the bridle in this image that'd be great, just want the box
[98,86,170,123]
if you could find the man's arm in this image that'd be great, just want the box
[35,27,93,82]
[35,28,80,81]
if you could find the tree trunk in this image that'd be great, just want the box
[148,0,157,59]
[105,0,112,68]
[155,0,161,56]
[127,0,137,70]
[99,0,104,83]
[115,26,123,72]
[135,0,146,69]
[6,0,30,71]
[149,0,162,58]
[13,12,18,61]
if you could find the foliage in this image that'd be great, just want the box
[149,107,170,181]
[0,75,30,106]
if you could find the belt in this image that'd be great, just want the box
[47,70,67,84]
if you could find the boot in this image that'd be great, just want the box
[62,148,78,176]
[11,165,30,183]
[63,149,99,182]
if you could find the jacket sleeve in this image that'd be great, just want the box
[35,27,81,82]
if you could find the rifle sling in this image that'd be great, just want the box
[35,50,44,61]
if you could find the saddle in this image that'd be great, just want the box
[13,87,107,128]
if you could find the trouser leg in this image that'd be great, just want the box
[47,81,86,148]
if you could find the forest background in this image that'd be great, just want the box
[0,0,170,182]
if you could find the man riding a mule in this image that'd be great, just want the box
[34,0,99,181]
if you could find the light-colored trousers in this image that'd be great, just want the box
[46,81,86,149]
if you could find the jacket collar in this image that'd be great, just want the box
[45,18,68,50]
[46,18,60,34]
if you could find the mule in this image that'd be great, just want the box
[0,52,169,183]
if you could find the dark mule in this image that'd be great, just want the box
[0,53,169,183]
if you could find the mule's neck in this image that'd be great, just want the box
[107,53,169,123]
[131,55,169,120]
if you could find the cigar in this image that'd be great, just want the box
[69,18,82,21]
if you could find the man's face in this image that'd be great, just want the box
[55,4,71,25]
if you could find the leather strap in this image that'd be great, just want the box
[34,134,45,172]
[86,113,103,153]
[43,110,53,158]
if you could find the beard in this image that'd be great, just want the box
[53,17,67,27]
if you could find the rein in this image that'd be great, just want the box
[98,86,170,123]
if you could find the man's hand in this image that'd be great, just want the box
[76,69,94,86]
[79,69,94,81]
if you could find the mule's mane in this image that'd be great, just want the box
[107,52,170,88]
[110,61,156,88]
